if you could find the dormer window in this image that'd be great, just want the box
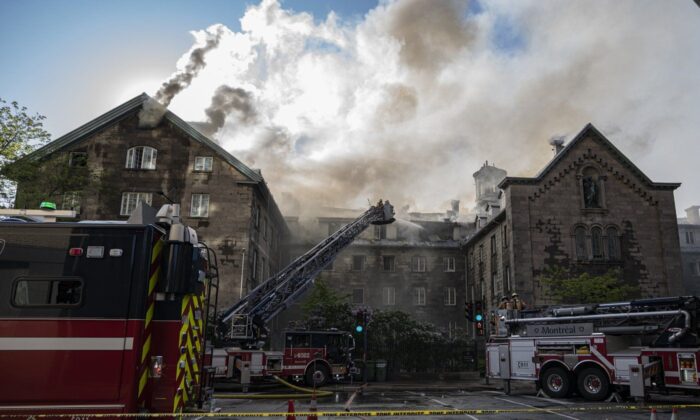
[126,146,157,170]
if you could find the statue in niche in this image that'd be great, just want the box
[582,176,600,208]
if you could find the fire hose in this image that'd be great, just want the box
[212,375,333,399]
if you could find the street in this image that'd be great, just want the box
[211,385,700,419]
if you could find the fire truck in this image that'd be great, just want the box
[215,200,395,388]
[486,296,700,401]
[0,203,220,415]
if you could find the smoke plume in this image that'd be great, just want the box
[159,0,700,215]
[139,24,226,128]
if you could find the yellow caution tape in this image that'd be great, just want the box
[2,404,700,418]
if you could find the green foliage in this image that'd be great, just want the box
[539,265,637,304]
[301,278,354,330]
[0,98,51,207]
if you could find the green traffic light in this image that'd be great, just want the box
[355,325,364,333]
[475,314,483,322]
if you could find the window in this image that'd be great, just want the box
[194,156,213,172]
[686,231,695,245]
[607,227,620,260]
[444,257,456,272]
[13,278,83,306]
[120,192,152,216]
[696,261,700,276]
[574,226,587,260]
[414,287,426,306]
[443,287,456,306]
[382,287,396,305]
[591,227,603,259]
[251,249,258,283]
[374,225,387,240]
[125,146,157,170]
[505,265,511,292]
[581,167,602,208]
[478,245,483,262]
[261,257,267,281]
[190,194,210,217]
[502,225,508,248]
[61,191,81,213]
[352,288,364,305]
[253,205,260,228]
[352,255,365,271]
[490,235,497,256]
[412,256,426,272]
[261,217,267,239]
[68,152,87,167]
[382,255,395,272]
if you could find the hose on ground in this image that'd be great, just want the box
[212,375,333,399]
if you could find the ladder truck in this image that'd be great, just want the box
[215,200,395,388]
[486,296,700,401]
[0,203,220,416]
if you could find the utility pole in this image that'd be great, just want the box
[363,310,368,383]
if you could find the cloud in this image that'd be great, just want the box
[163,0,700,215]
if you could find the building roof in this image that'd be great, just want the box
[499,123,680,191]
[28,93,264,184]
[461,209,506,248]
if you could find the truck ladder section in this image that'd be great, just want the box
[197,242,220,406]
[220,200,395,345]
[501,296,699,345]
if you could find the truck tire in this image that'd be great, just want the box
[541,366,572,398]
[305,364,330,387]
[576,367,610,401]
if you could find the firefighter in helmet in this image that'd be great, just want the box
[512,292,527,310]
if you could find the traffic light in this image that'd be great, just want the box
[354,310,366,333]
[474,301,485,335]
[465,301,473,321]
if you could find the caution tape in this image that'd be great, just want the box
[2,404,700,418]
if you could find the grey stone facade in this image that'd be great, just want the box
[678,206,700,295]
[18,94,288,309]
[464,124,683,315]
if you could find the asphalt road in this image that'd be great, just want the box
[209,386,700,419]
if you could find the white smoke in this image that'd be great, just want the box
[163,0,700,215]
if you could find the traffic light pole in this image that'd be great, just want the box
[363,311,368,383]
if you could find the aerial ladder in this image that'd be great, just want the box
[219,199,395,348]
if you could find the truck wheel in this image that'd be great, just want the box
[305,364,330,387]
[576,367,610,401]
[541,366,572,398]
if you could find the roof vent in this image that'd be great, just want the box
[549,136,566,155]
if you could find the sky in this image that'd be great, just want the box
[1,0,699,217]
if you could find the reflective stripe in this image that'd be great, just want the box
[0,337,133,351]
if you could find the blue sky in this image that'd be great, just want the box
[0,0,380,137]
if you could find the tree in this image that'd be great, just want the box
[0,98,51,207]
[301,278,354,330]
[539,265,638,304]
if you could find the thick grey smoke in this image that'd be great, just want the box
[198,85,257,137]
[161,0,700,216]
[139,25,225,128]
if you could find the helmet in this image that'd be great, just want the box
[512,292,518,297]
[501,295,508,301]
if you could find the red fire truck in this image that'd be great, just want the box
[0,203,219,415]
[215,200,395,388]
[486,296,700,401]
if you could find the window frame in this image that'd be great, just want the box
[443,287,456,306]
[68,151,87,167]
[11,277,84,308]
[382,255,396,272]
[190,193,210,218]
[444,256,456,272]
[412,256,427,272]
[415,287,426,306]
[351,255,366,271]
[352,288,364,305]
[382,287,396,306]
[125,146,157,170]
[193,156,213,172]
[120,192,152,216]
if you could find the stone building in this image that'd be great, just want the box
[19,93,288,308]
[678,206,700,295]
[463,123,683,314]
[276,204,472,338]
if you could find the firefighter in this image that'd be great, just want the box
[512,292,527,310]
[498,295,510,309]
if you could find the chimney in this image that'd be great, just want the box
[686,206,700,225]
[549,136,565,155]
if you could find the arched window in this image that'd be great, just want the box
[575,226,587,260]
[126,146,157,169]
[591,227,603,259]
[607,226,620,260]
[581,167,602,208]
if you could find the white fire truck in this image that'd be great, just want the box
[486,296,700,401]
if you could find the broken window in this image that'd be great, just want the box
[120,192,152,216]
[444,257,455,272]
[575,226,587,260]
[382,255,395,272]
[607,226,620,260]
[412,256,426,272]
[125,146,157,170]
[591,227,603,259]
[352,288,364,304]
[351,255,365,271]
[382,287,396,305]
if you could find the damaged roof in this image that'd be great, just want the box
[27,93,264,183]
